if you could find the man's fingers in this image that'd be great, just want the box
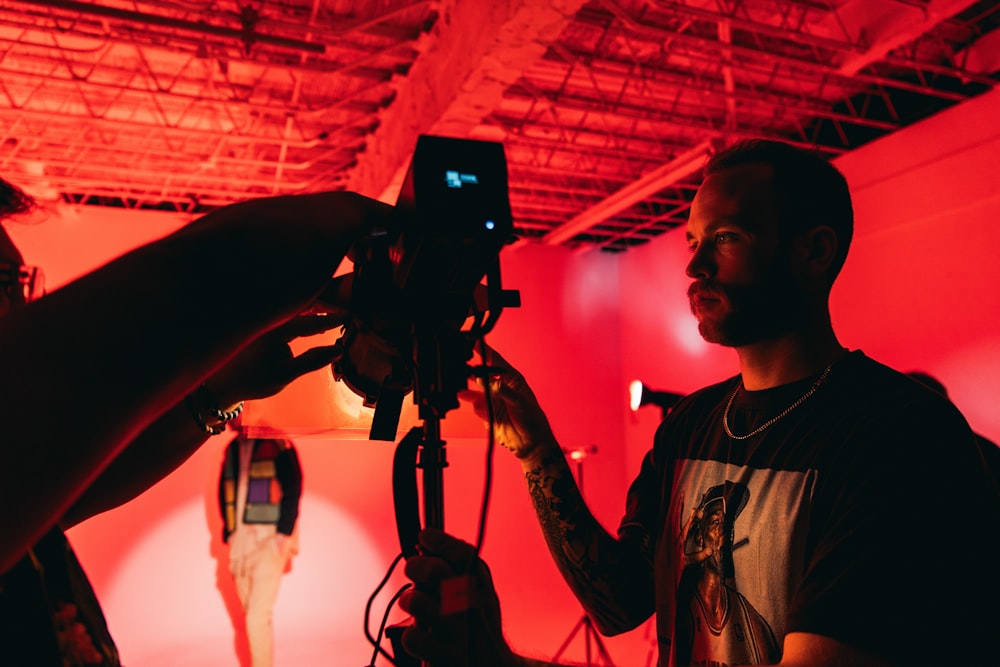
[480,343,510,371]
[398,586,440,621]
[404,553,463,587]
[276,313,348,341]
[287,345,343,377]
[416,528,480,574]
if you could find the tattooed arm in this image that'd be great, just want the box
[519,443,654,634]
[464,347,655,634]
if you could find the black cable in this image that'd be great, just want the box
[364,582,413,666]
[473,334,497,558]
[363,552,406,665]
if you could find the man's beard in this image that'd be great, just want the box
[691,268,807,347]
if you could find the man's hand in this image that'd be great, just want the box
[460,346,558,463]
[399,529,519,667]
[205,313,347,406]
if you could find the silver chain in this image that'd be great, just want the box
[723,363,833,440]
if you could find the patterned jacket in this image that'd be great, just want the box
[218,437,302,542]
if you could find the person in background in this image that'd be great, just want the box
[906,370,999,481]
[0,176,390,665]
[399,139,999,667]
[219,426,302,667]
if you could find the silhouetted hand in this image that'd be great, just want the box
[206,313,348,406]
[399,529,518,667]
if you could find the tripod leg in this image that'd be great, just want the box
[584,617,617,667]
[553,614,617,666]
[551,614,588,662]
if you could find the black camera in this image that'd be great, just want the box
[320,135,520,440]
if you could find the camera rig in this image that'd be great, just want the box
[319,135,520,554]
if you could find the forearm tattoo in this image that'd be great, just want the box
[524,451,652,629]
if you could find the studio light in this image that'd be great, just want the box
[629,380,683,417]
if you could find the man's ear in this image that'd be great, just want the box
[798,225,838,279]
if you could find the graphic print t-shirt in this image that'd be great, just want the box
[619,351,999,667]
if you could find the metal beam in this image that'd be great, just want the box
[833,0,979,75]
[9,0,325,53]
[542,140,713,245]
[343,0,591,200]
[958,25,1000,75]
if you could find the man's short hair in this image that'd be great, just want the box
[1,178,35,219]
[704,139,854,281]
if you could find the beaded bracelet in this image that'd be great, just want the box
[186,383,244,435]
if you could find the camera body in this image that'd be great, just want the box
[322,135,519,440]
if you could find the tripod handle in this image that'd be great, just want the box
[392,427,423,557]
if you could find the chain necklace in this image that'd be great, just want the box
[723,363,833,440]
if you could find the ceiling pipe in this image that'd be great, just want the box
[717,17,737,131]
[956,25,1000,75]
[274,0,322,191]
[655,0,993,86]
[0,106,334,149]
[10,0,324,53]
[835,0,979,76]
[542,139,714,246]
[596,0,970,102]
[648,0,866,55]
[503,68,901,131]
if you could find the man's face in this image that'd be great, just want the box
[0,225,45,317]
[0,226,29,317]
[685,163,807,347]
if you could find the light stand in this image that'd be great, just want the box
[384,326,468,667]
[551,445,617,667]
[339,133,519,666]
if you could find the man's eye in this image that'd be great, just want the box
[715,232,738,244]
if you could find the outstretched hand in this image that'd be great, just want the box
[460,346,558,463]
[206,313,347,406]
[399,529,518,667]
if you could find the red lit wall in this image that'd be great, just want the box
[6,85,998,666]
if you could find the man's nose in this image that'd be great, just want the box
[686,244,714,279]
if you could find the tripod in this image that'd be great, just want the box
[551,446,617,667]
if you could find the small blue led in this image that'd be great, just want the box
[485,220,495,230]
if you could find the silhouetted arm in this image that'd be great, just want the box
[60,314,339,528]
[1,192,390,572]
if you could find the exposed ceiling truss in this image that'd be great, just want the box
[1,0,997,252]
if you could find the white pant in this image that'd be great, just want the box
[230,538,288,667]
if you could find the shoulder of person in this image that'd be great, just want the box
[831,351,967,424]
